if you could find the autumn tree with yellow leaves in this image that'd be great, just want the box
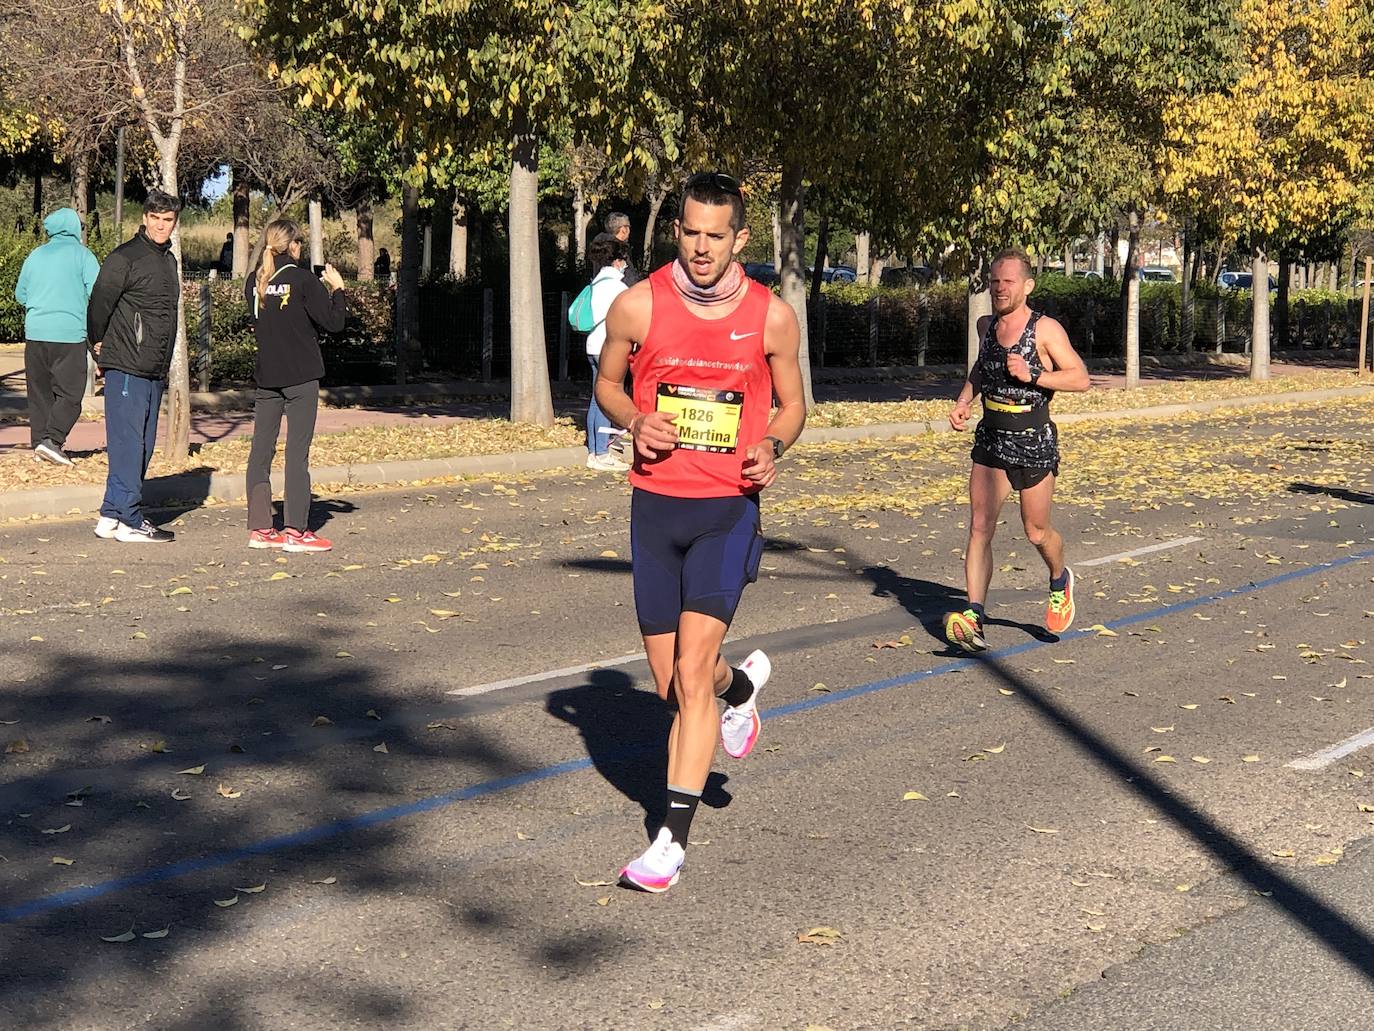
[1162,0,1374,379]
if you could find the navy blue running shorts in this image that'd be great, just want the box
[630,488,765,636]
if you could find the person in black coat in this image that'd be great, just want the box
[242,218,347,553]
[87,189,183,543]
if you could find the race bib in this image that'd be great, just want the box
[657,383,743,453]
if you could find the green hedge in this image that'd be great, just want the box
[811,275,1356,367]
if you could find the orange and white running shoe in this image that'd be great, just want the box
[1045,567,1076,635]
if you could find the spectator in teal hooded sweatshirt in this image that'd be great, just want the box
[14,208,100,466]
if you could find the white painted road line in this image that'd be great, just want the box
[449,651,647,696]
[1286,726,1374,770]
[449,536,1211,697]
[1078,536,1205,567]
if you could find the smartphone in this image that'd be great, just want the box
[313,265,326,278]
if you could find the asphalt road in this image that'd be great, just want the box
[1,396,1372,1030]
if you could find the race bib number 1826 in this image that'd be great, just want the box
[657,383,743,453]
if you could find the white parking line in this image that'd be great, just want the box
[1286,727,1374,770]
[1077,535,1204,567]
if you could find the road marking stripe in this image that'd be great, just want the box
[1077,536,1204,567]
[1286,727,1374,770]
[449,536,1204,695]
[3,545,1370,925]
[450,652,647,697]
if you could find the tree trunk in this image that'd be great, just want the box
[1094,232,1105,277]
[70,151,90,242]
[1107,226,1119,279]
[1122,210,1140,388]
[308,199,324,269]
[771,201,781,271]
[1179,227,1194,351]
[1063,242,1074,278]
[1275,253,1291,350]
[157,149,191,465]
[644,185,669,269]
[422,224,433,279]
[231,168,251,278]
[450,196,468,279]
[508,122,554,426]
[855,231,871,285]
[778,161,814,407]
[31,170,42,235]
[396,184,422,383]
[1251,246,1270,380]
[355,195,375,282]
[967,253,990,373]
[573,183,589,269]
[809,210,829,305]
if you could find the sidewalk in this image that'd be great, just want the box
[0,374,1368,523]
[0,354,1356,455]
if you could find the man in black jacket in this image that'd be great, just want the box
[87,190,182,543]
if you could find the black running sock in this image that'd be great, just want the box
[718,666,754,707]
[663,785,701,847]
[969,602,986,624]
[1050,569,1069,591]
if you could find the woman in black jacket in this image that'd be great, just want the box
[243,219,347,552]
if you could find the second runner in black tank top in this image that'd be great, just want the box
[973,311,1060,470]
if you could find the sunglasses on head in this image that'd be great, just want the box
[684,172,743,198]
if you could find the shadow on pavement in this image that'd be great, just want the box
[978,653,1374,986]
[1288,482,1374,506]
[545,670,730,840]
[0,617,534,1026]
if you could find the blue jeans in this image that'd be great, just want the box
[101,371,164,526]
[586,355,613,455]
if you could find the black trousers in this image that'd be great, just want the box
[246,380,319,532]
[26,340,88,448]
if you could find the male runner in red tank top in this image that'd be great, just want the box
[595,172,805,892]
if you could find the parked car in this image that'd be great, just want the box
[1072,269,1103,280]
[1218,270,1278,290]
[1140,266,1176,282]
[879,265,935,288]
[743,262,777,285]
[826,265,858,283]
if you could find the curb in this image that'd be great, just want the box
[2,383,1370,523]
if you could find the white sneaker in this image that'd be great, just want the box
[586,452,629,472]
[94,516,119,539]
[721,649,770,759]
[618,827,685,893]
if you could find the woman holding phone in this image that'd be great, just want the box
[243,219,347,552]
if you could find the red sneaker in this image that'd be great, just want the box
[282,528,332,553]
[248,528,286,549]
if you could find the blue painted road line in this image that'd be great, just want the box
[3,546,1371,925]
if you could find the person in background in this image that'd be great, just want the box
[373,247,392,282]
[603,212,640,286]
[243,219,348,553]
[583,234,631,472]
[218,232,235,277]
[87,190,182,544]
[14,207,100,466]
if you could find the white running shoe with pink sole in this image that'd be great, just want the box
[619,828,685,893]
[721,649,770,759]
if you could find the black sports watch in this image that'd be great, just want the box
[1029,366,1042,386]
[764,435,785,460]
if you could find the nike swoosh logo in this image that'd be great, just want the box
[669,802,691,809]
[729,330,759,341]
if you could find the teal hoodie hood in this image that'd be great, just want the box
[14,208,101,343]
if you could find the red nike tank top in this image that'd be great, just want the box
[628,264,773,498]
